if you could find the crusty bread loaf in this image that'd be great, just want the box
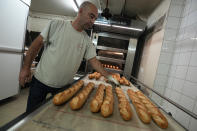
[104,74,130,86]
[53,80,84,105]
[136,91,168,129]
[121,77,130,86]
[115,87,132,121]
[101,85,114,117]
[70,82,94,110]
[88,72,101,80]
[104,73,120,83]
[127,89,151,124]
[90,84,105,112]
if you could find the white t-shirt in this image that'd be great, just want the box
[34,20,96,88]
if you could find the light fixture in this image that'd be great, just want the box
[191,37,197,40]
[94,22,111,26]
[71,0,79,12]
[112,25,143,32]
[94,22,143,31]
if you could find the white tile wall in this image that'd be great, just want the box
[193,103,197,114]
[176,28,185,41]
[188,10,197,25]
[181,16,189,28]
[159,52,173,64]
[184,24,197,39]
[189,117,197,131]
[174,43,181,53]
[154,74,168,86]
[172,53,180,65]
[170,90,181,103]
[175,66,188,79]
[157,63,170,75]
[180,38,194,52]
[182,0,191,17]
[162,40,175,52]
[167,76,174,88]
[179,95,195,111]
[189,52,197,66]
[193,40,197,51]
[164,29,177,41]
[154,85,165,95]
[177,52,191,66]
[186,66,197,83]
[152,0,197,130]
[182,81,197,99]
[172,78,184,92]
[169,5,184,17]
[171,0,185,6]
[168,65,176,77]
[166,17,180,29]
[164,87,172,98]
[175,109,191,128]
[190,0,197,13]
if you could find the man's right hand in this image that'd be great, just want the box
[106,75,120,86]
[19,66,31,87]
[18,35,44,87]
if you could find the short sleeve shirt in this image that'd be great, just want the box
[34,20,96,88]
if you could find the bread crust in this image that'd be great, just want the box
[53,80,84,105]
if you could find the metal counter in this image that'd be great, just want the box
[4,75,186,131]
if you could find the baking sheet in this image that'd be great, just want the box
[16,76,185,131]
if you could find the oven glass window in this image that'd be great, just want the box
[97,36,129,50]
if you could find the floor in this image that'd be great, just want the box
[0,87,29,127]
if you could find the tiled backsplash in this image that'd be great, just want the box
[152,0,197,130]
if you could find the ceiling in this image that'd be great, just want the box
[30,0,162,22]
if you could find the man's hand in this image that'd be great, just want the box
[19,35,43,87]
[106,75,120,86]
[19,67,31,87]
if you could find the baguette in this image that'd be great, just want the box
[88,72,101,80]
[104,73,120,83]
[127,89,151,124]
[121,77,130,86]
[101,85,114,117]
[90,84,105,112]
[105,74,130,86]
[136,91,168,129]
[53,80,84,105]
[115,87,132,120]
[88,72,97,79]
[70,82,94,110]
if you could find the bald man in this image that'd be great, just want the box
[19,1,118,112]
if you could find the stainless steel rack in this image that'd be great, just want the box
[96,56,125,64]
[96,46,128,53]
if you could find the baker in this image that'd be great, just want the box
[19,1,119,113]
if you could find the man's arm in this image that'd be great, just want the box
[88,57,110,77]
[19,35,44,87]
[88,57,120,85]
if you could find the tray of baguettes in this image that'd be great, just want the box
[17,72,185,131]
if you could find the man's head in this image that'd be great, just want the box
[77,1,98,30]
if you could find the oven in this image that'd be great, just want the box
[86,32,137,79]
[80,19,145,79]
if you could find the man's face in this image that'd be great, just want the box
[80,5,98,30]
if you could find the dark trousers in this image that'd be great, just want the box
[26,76,62,113]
